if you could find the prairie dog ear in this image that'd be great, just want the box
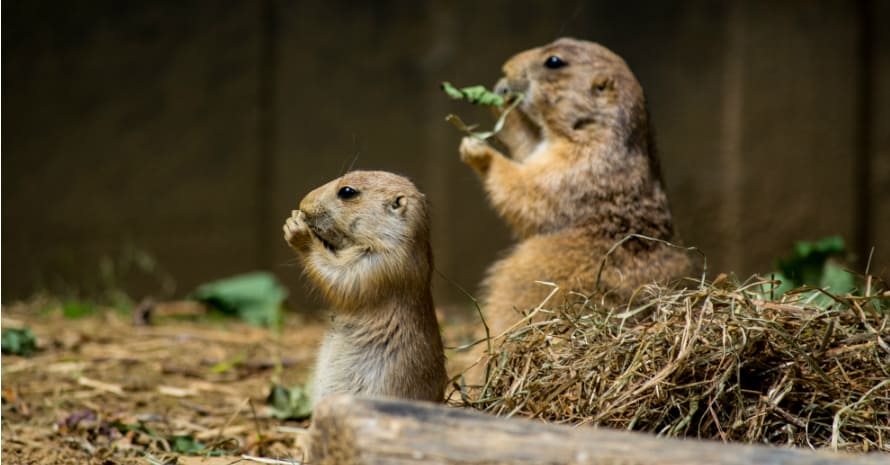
[592,76,615,95]
[390,195,408,215]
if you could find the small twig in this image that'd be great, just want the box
[77,376,125,396]
[865,246,875,276]
[276,426,309,434]
[143,453,168,465]
[768,403,807,429]
[213,397,250,449]
[62,436,96,454]
[241,455,303,465]
[831,379,890,450]
[179,399,213,415]
[249,399,264,443]
[444,92,524,141]
[435,268,491,355]
[596,234,706,292]
[495,282,561,342]
[157,385,196,398]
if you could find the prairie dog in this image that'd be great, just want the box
[460,38,692,337]
[283,171,446,403]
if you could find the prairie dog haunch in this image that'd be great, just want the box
[284,171,446,403]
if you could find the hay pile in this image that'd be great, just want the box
[460,275,890,453]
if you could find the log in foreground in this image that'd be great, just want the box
[309,395,887,465]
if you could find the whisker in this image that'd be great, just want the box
[345,150,361,175]
[555,1,584,40]
[277,258,302,267]
[338,134,362,178]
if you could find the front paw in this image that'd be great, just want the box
[283,210,311,250]
[459,137,495,176]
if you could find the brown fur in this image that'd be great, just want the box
[460,38,692,337]
[283,171,446,404]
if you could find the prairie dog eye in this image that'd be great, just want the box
[337,186,360,200]
[544,55,567,69]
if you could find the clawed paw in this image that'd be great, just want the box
[459,137,494,175]
[283,210,310,249]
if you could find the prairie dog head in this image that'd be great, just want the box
[494,38,650,161]
[297,170,432,311]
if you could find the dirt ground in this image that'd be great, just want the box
[1,299,479,465]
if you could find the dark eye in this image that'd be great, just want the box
[337,186,360,200]
[544,55,567,69]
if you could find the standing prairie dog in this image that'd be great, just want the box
[283,171,446,403]
[460,38,692,338]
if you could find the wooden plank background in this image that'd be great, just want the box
[3,0,888,310]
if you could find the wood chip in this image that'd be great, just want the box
[77,376,125,396]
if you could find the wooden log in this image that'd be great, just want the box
[309,395,887,465]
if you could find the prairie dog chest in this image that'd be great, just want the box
[524,139,550,163]
[312,323,392,400]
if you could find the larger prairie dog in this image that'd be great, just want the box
[460,38,692,337]
[283,171,446,403]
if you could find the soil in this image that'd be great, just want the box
[1,299,479,465]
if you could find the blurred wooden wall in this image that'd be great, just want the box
[3,1,888,310]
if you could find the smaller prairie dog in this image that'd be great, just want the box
[283,171,446,404]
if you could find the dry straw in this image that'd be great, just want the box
[455,273,890,453]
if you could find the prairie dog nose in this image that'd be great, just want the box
[298,184,325,215]
[494,77,510,96]
[494,76,529,97]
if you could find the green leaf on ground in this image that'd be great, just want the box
[776,235,846,288]
[819,261,856,294]
[170,435,205,454]
[2,327,37,356]
[62,301,98,319]
[189,272,286,327]
[210,353,245,374]
[265,383,312,420]
[765,236,860,306]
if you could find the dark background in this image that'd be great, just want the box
[3,1,889,311]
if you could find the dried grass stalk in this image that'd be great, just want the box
[458,275,890,453]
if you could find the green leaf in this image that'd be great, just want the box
[170,435,205,454]
[443,91,524,141]
[440,79,523,140]
[765,236,863,306]
[210,353,245,374]
[2,327,37,356]
[441,81,464,99]
[114,421,160,438]
[761,272,795,298]
[775,236,847,288]
[461,85,505,106]
[820,261,856,294]
[190,272,286,327]
[117,423,216,455]
[441,81,504,106]
[265,383,313,420]
[62,301,98,319]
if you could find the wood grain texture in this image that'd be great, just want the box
[309,395,887,465]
